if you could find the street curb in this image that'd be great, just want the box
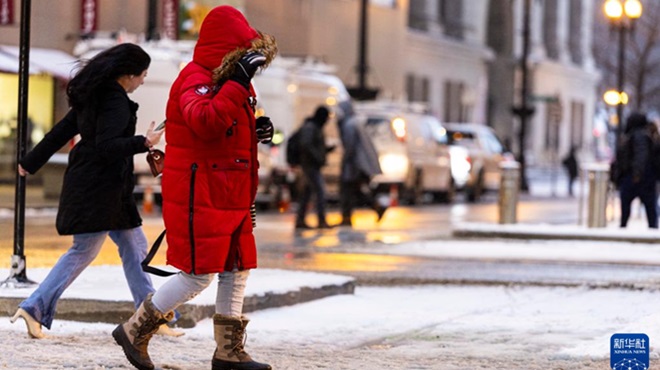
[452,224,660,244]
[0,281,355,328]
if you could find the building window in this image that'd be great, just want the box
[408,0,427,31]
[543,0,559,60]
[570,100,584,147]
[444,80,465,122]
[421,78,430,103]
[544,102,561,150]
[568,1,583,65]
[438,0,463,39]
[406,74,430,104]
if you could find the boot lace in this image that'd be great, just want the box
[132,313,160,345]
[229,325,249,357]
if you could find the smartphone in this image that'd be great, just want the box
[155,120,166,131]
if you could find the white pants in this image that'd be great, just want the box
[151,270,250,317]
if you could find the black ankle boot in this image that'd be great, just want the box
[317,221,335,229]
[295,220,313,230]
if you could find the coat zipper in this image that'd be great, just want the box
[238,102,255,271]
[189,162,198,274]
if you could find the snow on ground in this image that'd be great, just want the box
[2,232,660,368]
[374,238,660,265]
[1,284,659,369]
[0,267,354,303]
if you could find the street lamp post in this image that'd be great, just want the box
[347,0,379,101]
[2,0,37,288]
[604,0,642,149]
[511,0,534,192]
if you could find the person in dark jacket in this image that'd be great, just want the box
[9,44,165,339]
[112,6,276,370]
[295,105,334,229]
[618,112,658,228]
[561,145,579,197]
[337,101,386,226]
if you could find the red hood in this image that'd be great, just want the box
[193,6,259,71]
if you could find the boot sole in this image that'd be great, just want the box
[212,358,272,370]
[112,326,155,370]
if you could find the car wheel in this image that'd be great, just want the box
[435,179,455,204]
[406,169,424,205]
[466,171,484,202]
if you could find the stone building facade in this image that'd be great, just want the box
[0,0,601,176]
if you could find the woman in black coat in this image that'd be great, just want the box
[10,43,166,338]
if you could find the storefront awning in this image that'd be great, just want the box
[0,45,77,80]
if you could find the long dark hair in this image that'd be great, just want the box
[67,43,151,111]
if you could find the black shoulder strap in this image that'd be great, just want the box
[141,229,177,277]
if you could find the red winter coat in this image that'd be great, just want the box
[162,6,260,274]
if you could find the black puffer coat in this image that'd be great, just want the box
[21,82,150,235]
[621,112,654,183]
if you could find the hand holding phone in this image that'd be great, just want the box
[146,121,165,147]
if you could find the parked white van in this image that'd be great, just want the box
[353,101,455,204]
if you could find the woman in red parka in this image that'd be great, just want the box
[113,6,277,370]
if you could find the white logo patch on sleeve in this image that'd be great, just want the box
[195,85,211,95]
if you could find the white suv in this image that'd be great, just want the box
[354,102,455,204]
[445,123,512,202]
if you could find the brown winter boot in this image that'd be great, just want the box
[112,294,174,370]
[211,314,271,370]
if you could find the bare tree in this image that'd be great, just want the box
[593,0,660,114]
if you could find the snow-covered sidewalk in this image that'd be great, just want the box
[1,284,657,369]
[374,237,660,266]
[0,266,355,327]
[0,266,353,304]
[453,219,660,243]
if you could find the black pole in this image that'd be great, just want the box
[347,0,378,100]
[615,24,626,149]
[357,0,368,92]
[3,0,37,288]
[516,0,533,191]
[146,0,158,41]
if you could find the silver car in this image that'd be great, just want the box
[445,123,513,202]
[354,102,455,204]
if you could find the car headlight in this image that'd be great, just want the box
[380,153,409,179]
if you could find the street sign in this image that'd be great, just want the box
[532,95,559,103]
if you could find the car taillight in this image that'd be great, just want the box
[391,117,406,142]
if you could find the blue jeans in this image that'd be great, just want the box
[19,227,155,329]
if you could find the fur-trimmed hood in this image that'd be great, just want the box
[193,5,277,84]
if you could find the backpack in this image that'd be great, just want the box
[286,128,302,166]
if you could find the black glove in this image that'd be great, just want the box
[256,116,274,144]
[231,51,267,89]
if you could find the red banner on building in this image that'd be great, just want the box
[0,0,13,25]
[162,0,179,40]
[81,0,98,34]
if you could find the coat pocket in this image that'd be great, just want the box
[207,158,251,209]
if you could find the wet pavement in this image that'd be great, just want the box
[1,182,658,292]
